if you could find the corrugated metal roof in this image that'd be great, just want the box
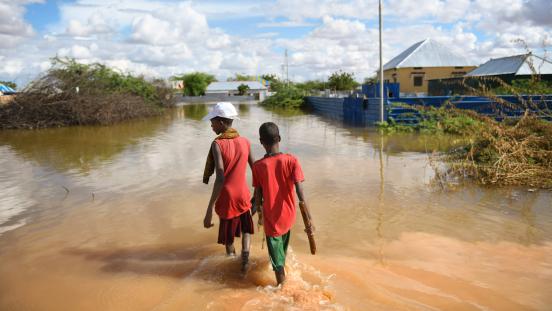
[466,54,552,76]
[206,81,267,91]
[0,83,16,93]
[383,38,473,70]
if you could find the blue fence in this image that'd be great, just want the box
[362,83,400,98]
[306,94,552,127]
[304,97,344,120]
[389,95,552,121]
[305,96,386,126]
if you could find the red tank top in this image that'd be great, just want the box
[214,137,251,219]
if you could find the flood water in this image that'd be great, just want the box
[1,102,551,310]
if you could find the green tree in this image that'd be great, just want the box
[261,74,279,83]
[296,80,326,94]
[227,73,255,81]
[261,74,284,92]
[493,78,552,95]
[328,70,360,91]
[237,83,250,95]
[261,85,304,109]
[172,72,216,96]
[363,76,378,84]
[0,81,17,90]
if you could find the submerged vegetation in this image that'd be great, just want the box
[380,104,552,189]
[442,113,552,189]
[379,105,485,136]
[261,85,304,109]
[0,58,174,130]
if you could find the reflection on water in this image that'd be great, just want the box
[182,104,208,121]
[0,102,551,310]
[0,115,175,174]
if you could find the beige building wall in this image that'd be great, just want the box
[383,66,476,95]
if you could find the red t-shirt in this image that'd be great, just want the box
[214,137,251,219]
[252,153,305,237]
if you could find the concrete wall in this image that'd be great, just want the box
[384,66,476,95]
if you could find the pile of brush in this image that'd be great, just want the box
[442,112,552,189]
[0,58,174,130]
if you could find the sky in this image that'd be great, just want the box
[1,0,551,87]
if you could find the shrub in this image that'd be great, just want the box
[0,58,174,129]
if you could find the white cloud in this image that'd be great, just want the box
[523,0,552,27]
[0,1,38,48]
[311,16,366,39]
[258,20,316,28]
[66,13,112,37]
[130,14,178,45]
[0,59,24,75]
[1,0,552,86]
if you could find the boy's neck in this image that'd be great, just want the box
[265,143,280,156]
[218,125,230,134]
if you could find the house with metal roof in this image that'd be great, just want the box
[382,38,476,96]
[466,53,552,80]
[206,81,268,100]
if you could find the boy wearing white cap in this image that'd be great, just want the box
[202,102,255,271]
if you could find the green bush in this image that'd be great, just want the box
[172,72,216,96]
[261,86,305,109]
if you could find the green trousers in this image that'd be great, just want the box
[266,231,291,271]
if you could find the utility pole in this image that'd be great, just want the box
[379,0,384,122]
[285,49,289,87]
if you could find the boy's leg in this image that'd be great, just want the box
[266,231,291,285]
[240,210,254,271]
[225,244,236,256]
[218,218,236,256]
[241,233,251,271]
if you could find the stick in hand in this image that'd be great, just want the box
[299,201,316,255]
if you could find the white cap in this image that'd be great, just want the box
[202,102,240,121]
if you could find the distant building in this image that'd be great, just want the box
[428,53,552,96]
[206,81,268,101]
[465,53,552,81]
[382,38,476,96]
[171,80,184,90]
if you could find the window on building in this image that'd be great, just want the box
[413,76,423,86]
[414,67,423,70]
[451,71,467,77]
[454,66,464,69]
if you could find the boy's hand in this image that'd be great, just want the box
[203,209,214,228]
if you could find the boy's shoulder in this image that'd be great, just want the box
[253,153,299,167]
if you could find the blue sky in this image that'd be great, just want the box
[24,1,63,31]
[1,0,551,86]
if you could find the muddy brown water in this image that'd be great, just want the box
[1,102,551,310]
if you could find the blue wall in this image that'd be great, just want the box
[305,96,387,126]
[362,83,400,98]
[305,97,344,120]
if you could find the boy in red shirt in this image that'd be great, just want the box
[252,122,314,285]
[202,102,255,271]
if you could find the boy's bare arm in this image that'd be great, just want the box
[253,187,263,212]
[295,182,306,202]
[248,145,255,169]
[204,142,225,228]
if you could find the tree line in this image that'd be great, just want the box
[171,71,362,97]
